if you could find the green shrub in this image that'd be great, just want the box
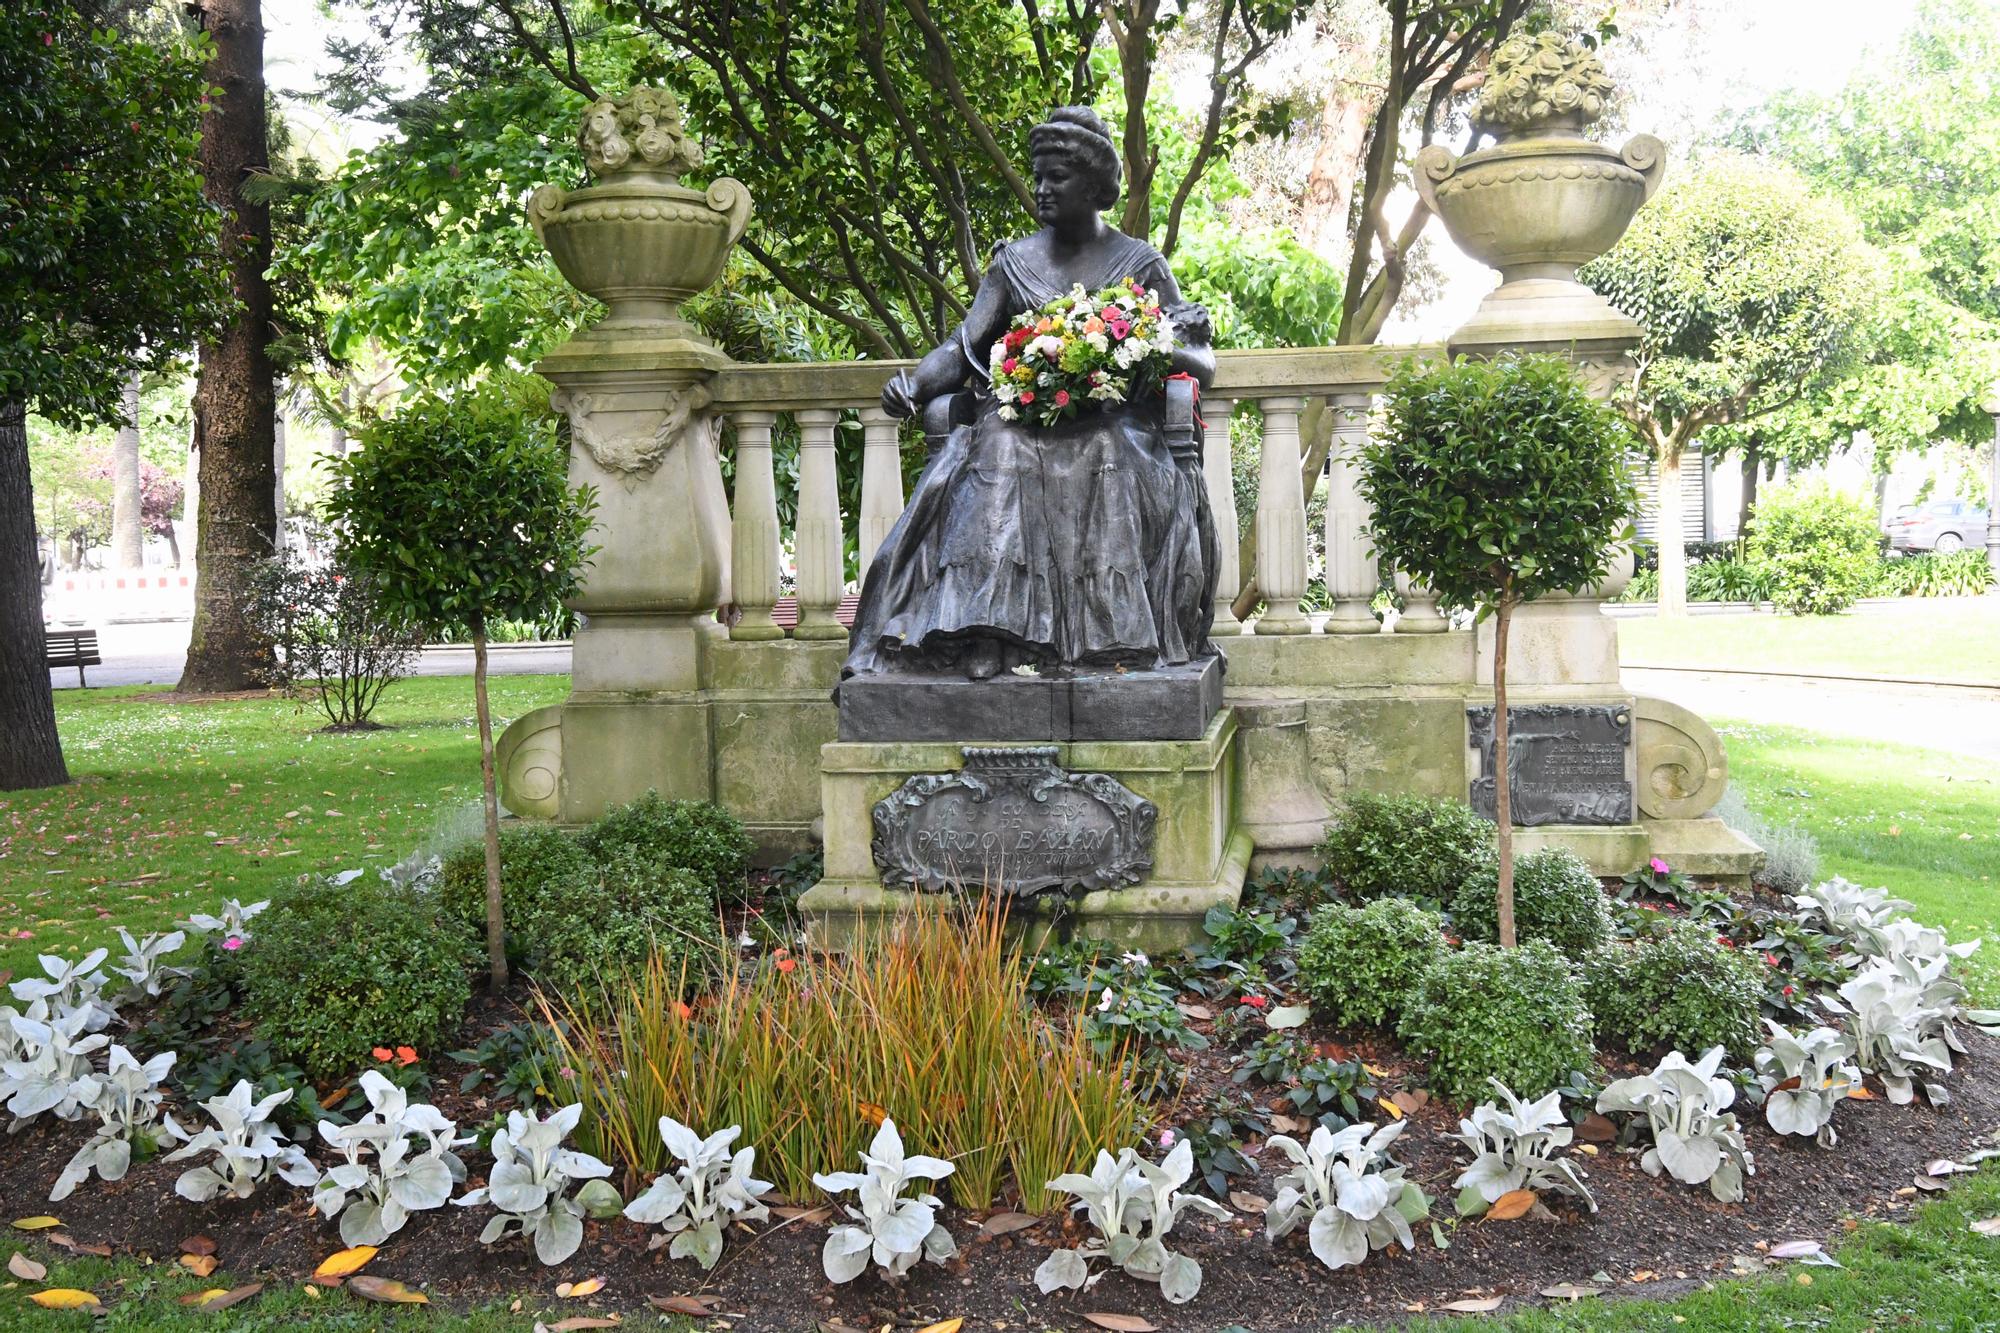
[1875,550,1993,598]
[1582,920,1764,1060]
[1747,481,1881,615]
[1296,898,1447,1028]
[1618,567,1661,603]
[1450,847,1613,958]
[1317,792,1494,906]
[578,791,755,903]
[1685,557,1771,603]
[439,829,722,993]
[240,876,476,1079]
[1397,941,1596,1102]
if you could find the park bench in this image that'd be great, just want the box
[45,627,102,687]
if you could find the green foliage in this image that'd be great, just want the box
[1583,920,1766,1061]
[1296,898,1447,1028]
[1360,355,1640,617]
[1316,790,1494,906]
[1747,480,1883,615]
[1581,155,1883,464]
[1686,558,1773,604]
[0,5,231,425]
[577,791,755,904]
[239,876,477,1080]
[326,377,598,640]
[1398,941,1596,1103]
[436,826,723,994]
[1451,847,1613,958]
[1877,551,1994,598]
[1172,215,1344,350]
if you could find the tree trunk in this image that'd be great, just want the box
[474,628,508,988]
[179,0,277,693]
[1493,597,1515,947]
[1297,84,1379,265]
[328,379,350,459]
[272,398,286,556]
[111,372,144,570]
[1737,445,1760,543]
[1655,446,1688,617]
[0,400,71,791]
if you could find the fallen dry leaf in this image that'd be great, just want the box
[558,1276,606,1299]
[770,1205,833,1224]
[1628,1270,1659,1283]
[1575,1113,1617,1143]
[649,1293,722,1316]
[1440,1296,1504,1313]
[1390,1089,1429,1115]
[1913,1176,1947,1192]
[28,1288,102,1310]
[544,1319,622,1331]
[1228,1191,1271,1214]
[914,1320,963,1333]
[347,1275,429,1304]
[1970,1217,2000,1236]
[1847,1086,1877,1100]
[1486,1189,1537,1221]
[1377,1097,1405,1120]
[979,1212,1038,1237]
[179,1234,218,1258]
[184,1283,263,1312]
[857,1100,889,1127]
[1537,1284,1602,1301]
[312,1246,378,1280]
[180,1289,233,1307]
[1083,1315,1160,1332]
[1177,1003,1214,1021]
[11,1216,63,1231]
[1768,1241,1826,1260]
[1270,1113,1309,1134]
[8,1252,47,1281]
[1928,1159,1975,1176]
[180,1254,220,1277]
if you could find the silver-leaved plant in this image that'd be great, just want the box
[2,1005,110,1130]
[162,1080,321,1201]
[180,897,269,943]
[50,1044,177,1201]
[1035,1139,1229,1304]
[1263,1120,1430,1273]
[813,1119,958,1284]
[1597,1047,1754,1203]
[10,948,116,1032]
[1824,953,1999,1104]
[1448,1079,1595,1214]
[312,1070,468,1246]
[623,1117,772,1270]
[455,1102,615,1266]
[111,928,188,1001]
[1753,1021,1861,1147]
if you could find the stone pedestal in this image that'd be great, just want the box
[838,657,1224,743]
[803,710,1246,952]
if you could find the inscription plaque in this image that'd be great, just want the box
[1468,704,1633,826]
[871,747,1157,896]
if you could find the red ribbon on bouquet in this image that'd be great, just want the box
[1167,371,1205,431]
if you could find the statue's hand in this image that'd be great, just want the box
[881,371,920,420]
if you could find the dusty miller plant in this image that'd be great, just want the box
[312,1070,469,1245]
[11,948,116,1032]
[1036,1140,1230,1304]
[162,1080,321,1201]
[1788,878,1911,952]
[1263,1120,1430,1273]
[813,1119,958,1284]
[623,1117,772,1270]
[2,1005,110,1129]
[1596,1047,1754,1203]
[1824,954,2000,1104]
[1447,1079,1595,1214]
[455,1102,615,1266]
[111,928,188,1000]
[180,897,269,945]
[50,1044,176,1201]
[1753,1021,1861,1147]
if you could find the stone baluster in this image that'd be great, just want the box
[1393,566,1449,633]
[1252,396,1311,635]
[1201,396,1242,635]
[729,410,785,640]
[1323,390,1380,633]
[793,408,846,639]
[857,406,905,584]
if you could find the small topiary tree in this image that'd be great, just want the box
[1745,479,1882,615]
[1361,355,1638,946]
[1451,846,1613,959]
[327,377,597,986]
[1315,791,1493,907]
[1297,897,1447,1028]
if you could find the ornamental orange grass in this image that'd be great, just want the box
[536,896,1146,1211]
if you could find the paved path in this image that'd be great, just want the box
[49,619,571,690]
[1623,666,2000,764]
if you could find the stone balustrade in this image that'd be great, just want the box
[704,345,1450,640]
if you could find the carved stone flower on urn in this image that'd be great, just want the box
[1415,31,1666,356]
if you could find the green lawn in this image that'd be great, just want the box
[0,676,568,982]
[1616,598,2000,685]
[5,679,2000,1330]
[1715,718,2000,1005]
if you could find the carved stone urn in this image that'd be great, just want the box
[1414,32,1665,354]
[528,85,752,342]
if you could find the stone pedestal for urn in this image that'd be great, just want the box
[515,87,753,821]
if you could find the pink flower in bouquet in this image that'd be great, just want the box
[1002,357,1018,372]
[1054,390,1071,407]
[1020,390,1036,404]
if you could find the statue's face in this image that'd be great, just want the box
[1033,152,1100,226]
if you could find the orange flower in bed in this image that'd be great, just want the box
[394,1046,419,1066]
[672,1000,694,1021]
[371,1046,393,1063]
[772,947,798,975]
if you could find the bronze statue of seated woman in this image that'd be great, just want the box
[843,106,1221,685]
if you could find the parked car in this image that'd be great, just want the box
[1886,499,1990,553]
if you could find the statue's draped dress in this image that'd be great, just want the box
[843,230,1219,678]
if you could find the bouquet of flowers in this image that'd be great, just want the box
[989,279,1176,427]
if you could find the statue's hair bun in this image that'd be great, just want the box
[1030,106,1121,211]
